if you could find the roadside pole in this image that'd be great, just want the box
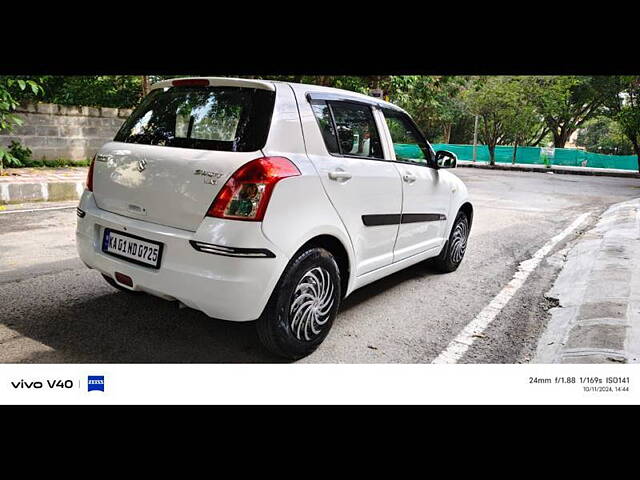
[472,115,479,163]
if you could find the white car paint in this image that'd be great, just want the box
[76,77,472,322]
[298,101,403,275]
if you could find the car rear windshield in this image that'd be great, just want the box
[114,86,275,152]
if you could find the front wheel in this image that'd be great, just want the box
[257,247,341,360]
[431,211,470,273]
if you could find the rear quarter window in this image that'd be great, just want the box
[310,101,340,154]
[114,86,275,152]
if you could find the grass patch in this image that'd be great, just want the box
[2,140,91,168]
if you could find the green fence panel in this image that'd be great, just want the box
[431,144,489,161]
[514,146,541,164]
[432,144,638,170]
[494,146,514,163]
[393,143,426,159]
[582,151,637,170]
[552,148,579,166]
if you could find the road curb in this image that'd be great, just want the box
[458,162,640,179]
[534,198,640,363]
[0,181,84,205]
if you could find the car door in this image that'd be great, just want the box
[301,96,403,276]
[379,108,452,262]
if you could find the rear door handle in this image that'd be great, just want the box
[402,172,417,183]
[328,170,352,182]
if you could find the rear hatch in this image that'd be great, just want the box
[92,80,276,231]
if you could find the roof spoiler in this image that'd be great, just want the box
[150,77,276,92]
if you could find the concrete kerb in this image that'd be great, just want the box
[534,198,640,363]
[457,161,640,179]
[0,180,84,205]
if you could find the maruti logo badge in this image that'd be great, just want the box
[88,375,105,392]
[137,158,147,172]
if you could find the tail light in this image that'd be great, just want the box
[207,157,300,221]
[86,155,96,191]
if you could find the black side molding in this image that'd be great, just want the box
[362,213,446,227]
[401,213,446,224]
[362,214,402,227]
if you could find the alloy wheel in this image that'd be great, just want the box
[289,267,335,341]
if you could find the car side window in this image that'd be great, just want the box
[310,101,339,154]
[329,102,383,159]
[310,99,383,160]
[383,109,432,165]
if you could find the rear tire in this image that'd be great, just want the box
[257,247,341,360]
[101,273,143,294]
[431,210,470,273]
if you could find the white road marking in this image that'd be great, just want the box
[432,211,592,364]
[0,205,77,215]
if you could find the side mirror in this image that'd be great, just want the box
[435,150,457,169]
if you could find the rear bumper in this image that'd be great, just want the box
[75,191,288,321]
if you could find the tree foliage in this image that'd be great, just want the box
[500,78,548,162]
[0,77,43,173]
[464,77,514,164]
[576,116,633,155]
[602,76,640,171]
[525,76,616,148]
[388,76,470,142]
[11,75,143,108]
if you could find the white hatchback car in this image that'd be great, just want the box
[76,77,473,359]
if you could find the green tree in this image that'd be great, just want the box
[501,78,548,163]
[576,116,633,155]
[603,76,640,172]
[11,76,143,108]
[388,76,438,134]
[463,76,517,165]
[433,77,470,143]
[526,76,615,148]
[388,76,470,143]
[0,77,43,174]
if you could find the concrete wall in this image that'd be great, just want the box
[0,102,132,162]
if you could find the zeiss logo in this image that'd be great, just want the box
[88,376,105,392]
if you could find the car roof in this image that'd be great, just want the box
[281,81,405,112]
[150,77,407,113]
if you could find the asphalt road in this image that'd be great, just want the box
[1,169,639,363]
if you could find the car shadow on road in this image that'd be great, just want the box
[2,259,439,364]
[339,260,438,314]
[2,284,285,363]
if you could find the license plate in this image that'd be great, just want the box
[102,228,163,269]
